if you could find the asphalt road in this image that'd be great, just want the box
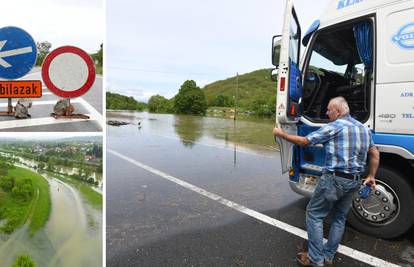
[106,124,414,267]
[0,68,103,132]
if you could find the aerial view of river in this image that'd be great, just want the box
[0,157,102,267]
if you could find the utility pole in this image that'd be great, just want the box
[234,72,238,121]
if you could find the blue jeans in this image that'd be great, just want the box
[306,173,360,265]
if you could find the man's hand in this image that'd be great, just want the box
[272,126,310,146]
[363,175,376,191]
[273,127,285,138]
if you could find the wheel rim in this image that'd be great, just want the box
[352,179,400,225]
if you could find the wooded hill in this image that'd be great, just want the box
[106,68,278,116]
[203,68,276,116]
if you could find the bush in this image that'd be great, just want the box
[12,178,34,201]
[0,188,5,204]
[12,254,36,267]
[0,176,14,192]
[148,95,175,113]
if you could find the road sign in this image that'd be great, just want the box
[0,80,42,98]
[0,26,37,79]
[42,46,95,98]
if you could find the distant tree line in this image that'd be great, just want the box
[111,69,277,117]
[148,80,207,115]
[106,92,147,111]
[148,69,277,117]
[36,41,104,75]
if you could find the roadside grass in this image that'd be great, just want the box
[50,172,102,209]
[95,65,103,75]
[0,167,51,235]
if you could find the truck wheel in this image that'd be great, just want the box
[348,167,414,238]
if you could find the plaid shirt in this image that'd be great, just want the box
[305,115,374,174]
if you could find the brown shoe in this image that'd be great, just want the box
[296,252,324,267]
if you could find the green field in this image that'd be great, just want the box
[0,167,51,235]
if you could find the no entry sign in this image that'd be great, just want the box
[42,46,95,98]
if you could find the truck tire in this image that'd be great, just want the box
[348,166,414,239]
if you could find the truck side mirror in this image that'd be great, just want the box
[272,35,282,67]
[271,68,278,82]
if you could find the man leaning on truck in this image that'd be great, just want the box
[273,96,380,267]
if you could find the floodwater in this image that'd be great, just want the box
[7,155,103,190]
[0,162,102,266]
[107,112,414,266]
[107,111,277,155]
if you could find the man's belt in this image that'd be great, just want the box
[327,171,361,180]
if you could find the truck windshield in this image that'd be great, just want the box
[302,19,373,123]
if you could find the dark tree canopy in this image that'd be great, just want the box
[148,95,174,113]
[174,80,207,115]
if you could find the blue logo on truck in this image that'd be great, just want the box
[392,23,414,49]
[401,92,413,97]
[337,0,363,10]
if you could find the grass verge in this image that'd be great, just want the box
[48,171,102,209]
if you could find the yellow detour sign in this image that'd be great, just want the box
[0,80,42,98]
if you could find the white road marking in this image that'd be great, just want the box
[0,97,102,129]
[77,97,103,128]
[0,115,92,129]
[108,149,401,267]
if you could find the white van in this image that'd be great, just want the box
[272,0,414,238]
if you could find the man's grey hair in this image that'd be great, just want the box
[330,96,350,116]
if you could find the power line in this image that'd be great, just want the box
[106,66,229,77]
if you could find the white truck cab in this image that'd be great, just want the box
[272,0,414,238]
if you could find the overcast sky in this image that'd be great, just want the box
[0,132,102,140]
[0,0,103,54]
[107,0,331,103]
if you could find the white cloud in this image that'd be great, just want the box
[0,0,103,53]
[107,0,331,100]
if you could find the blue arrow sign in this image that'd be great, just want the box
[0,26,37,79]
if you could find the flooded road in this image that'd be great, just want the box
[0,164,102,266]
[107,111,414,267]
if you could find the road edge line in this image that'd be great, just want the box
[108,149,400,267]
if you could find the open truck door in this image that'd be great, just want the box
[272,0,302,173]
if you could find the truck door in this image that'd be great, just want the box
[274,0,302,173]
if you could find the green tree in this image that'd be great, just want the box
[12,254,36,267]
[36,41,52,66]
[248,93,276,117]
[212,94,234,107]
[106,92,147,111]
[90,43,103,74]
[0,188,5,204]
[37,162,45,170]
[12,178,34,201]
[148,95,174,113]
[0,176,14,192]
[174,80,207,115]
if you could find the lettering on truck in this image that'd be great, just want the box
[337,0,363,10]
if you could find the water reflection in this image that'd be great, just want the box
[107,111,277,155]
[173,115,204,148]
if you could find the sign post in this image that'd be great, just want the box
[41,45,95,119]
[0,26,38,116]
